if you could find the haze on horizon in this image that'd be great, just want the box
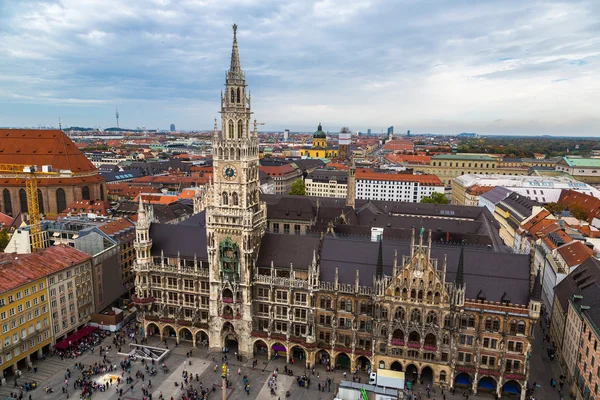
[0,0,599,136]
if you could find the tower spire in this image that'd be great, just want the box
[456,246,465,285]
[228,23,242,79]
[376,237,383,278]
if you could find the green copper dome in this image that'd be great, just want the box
[313,123,326,139]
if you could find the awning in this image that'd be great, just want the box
[54,326,98,350]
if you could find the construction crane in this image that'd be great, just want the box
[0,164,64,252]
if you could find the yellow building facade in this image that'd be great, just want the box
[0,278,51,378]
[300,123,339,159]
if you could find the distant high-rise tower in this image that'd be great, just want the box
[115,107,120,129]
[387,126,394,141]
[170,124,176,132]
[339,127,351,159]
[283,129,289,141]
[367,128,372,135]
[407,129,411,137]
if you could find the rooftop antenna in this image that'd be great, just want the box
[115,106,120,129]
[58,117,62,130]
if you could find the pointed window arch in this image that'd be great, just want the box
[222,192,228,205]
[230,88,235,103]
[56,188,67,213]
[228,120,234,139]
[19,189,28,213]
[82,186,90,200]
[236,88,241,104]
[237,120,243,139]
[232,192,239,206]
[37,189,44,215]
[3,189,12,215]
[236,148,241,160]
[100,184,104,201]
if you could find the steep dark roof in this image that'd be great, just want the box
[267,197,315,221]
[574,282,600,335]
[149,223,207,260]
[318,236,531,305]
[497,192,541,220]
[554,257,600,313]
[256,233,320,269]
[531,271,542,301]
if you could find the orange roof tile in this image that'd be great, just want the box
[0,129,97,173]
[61,200,111,216]
[0,245,91,293]
[385,154,431,165]
[559,189,600,223]
[356,169,443,185]
[522,209,551,231]
[466,185,495,196]
[383,140,414,151]
[259,164,299,176]
[98,217,135,236]
[557,241,594,267]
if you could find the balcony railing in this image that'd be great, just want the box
[391,339,404,346]
[407,341,421,349]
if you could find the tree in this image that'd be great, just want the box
[288,178,306,196]
[545,202,566,214]
[420,192,449,205]
[0,229,9,252]
[569,203,588,221]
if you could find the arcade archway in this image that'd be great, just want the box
[502,380,521,397]
[222,322,238,353]
[195,330,209,347]
[336,353,351,370]
[454,372,472,387]
[253,339,268,358]
[391,361,403,371]
[290,345,306,364]
[421,366,434,385]
[356,356,371,372]
[162,325,176,340]
[178,327,193,342]
[406,364,418,383]
[316,349,331,367]
[146,322,160,337]
[271,342,287,359]
[478,377,497,392]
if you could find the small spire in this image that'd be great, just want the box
[228,23,242,79]
[376,237,383,278]
[456,246,465,285]
[138,195,144,213]
[213,117,218,134]
[531,270,542,301]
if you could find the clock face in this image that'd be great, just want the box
[223,165,237,180]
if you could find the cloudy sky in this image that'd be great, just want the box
[0,0,599,135]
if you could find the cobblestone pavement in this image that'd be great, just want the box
[0,323,564,400]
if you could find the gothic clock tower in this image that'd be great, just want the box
[206,24,266,357]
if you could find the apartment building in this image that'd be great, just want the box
[47,255,94,342]
[355,169,444,203]
[305,169,348,198]
[0,246,91,378]
[259,164,303,195]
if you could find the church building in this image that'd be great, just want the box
[299,123,339,159]
[132,26,539,400]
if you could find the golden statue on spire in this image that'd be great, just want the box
[232,24,237,35]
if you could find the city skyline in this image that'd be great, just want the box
[1,0,599,135]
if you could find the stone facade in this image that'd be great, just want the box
[132,26,539,400]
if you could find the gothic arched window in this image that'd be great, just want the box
[230,88,235,103]
[232,192,238,206]
[228,120,234,139]
[236,88,241,104]
[237,120,243,139]
[82,186,90,200]
[100,184,104,201]
[222,192,228,205]
[56,188,67,213]
[236,148,241,160]
[3,189,12,215]
[37,189,44,215]
[19,189,28,213]
[410,309,421,323]
[394,307,405,321]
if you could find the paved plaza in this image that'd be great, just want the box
[0,323,563,400]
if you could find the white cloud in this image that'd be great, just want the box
[0,0,598,134]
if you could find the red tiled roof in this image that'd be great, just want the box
[385,154,431,165]
[559,189,600,223]
[107,184,162,199]
[0,212,14,228]
[557,241,594,267]
[132,175,211,185]
[0,174,105,187]
[260,164,299,176]
[522,209,551,231]
[356,169,443,186]
[383,140,414,151]
[97,217,135,236]
[0,245,91,293]
[466,185,495,196]
[61,200,111,216]
[0,129,97,173]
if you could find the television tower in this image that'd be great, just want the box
[115,107,120,129]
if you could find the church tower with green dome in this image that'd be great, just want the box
[300,123,339,158]
[312,123,327,149]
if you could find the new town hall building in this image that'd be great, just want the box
[133,26,540,399]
